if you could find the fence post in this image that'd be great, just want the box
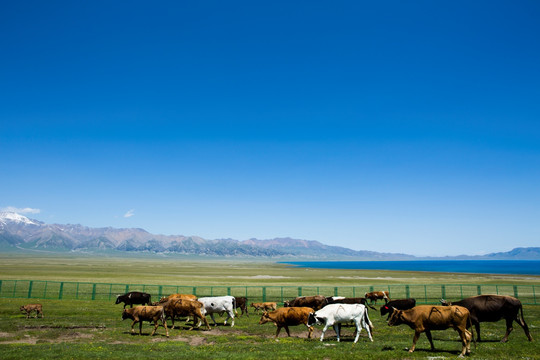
[92,284,97,300]
[227,287,231,296]
[59,282,64,300]
[0,280,2,296]
[193,286,197,296]
[27,281,33,298]
[513,285,519,299]
[158,286,163,299]
[334,287,338,297]
[405,285,410,299]
[441,285,446,300]
[298,287,302,297]
[477,285,482,295]
[125,285,129,294]
[263,287,267,302]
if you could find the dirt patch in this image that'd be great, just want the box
[22,325,106,330]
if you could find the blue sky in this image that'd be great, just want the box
[1,1,539,256]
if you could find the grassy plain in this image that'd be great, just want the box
[1,252,539,359]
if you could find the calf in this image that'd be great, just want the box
[259,307,314,339]
[197,296,236,327]
[163,298,210,330]
[308,303,373,343]
[235,297,249,317]
[387,305,473,357]
[251,302,277,313]
[115,291,152,308]
[365,290,390,304]
[284,295,328,311]
[440,295,532,342]
[20,304,44,319]
[380,298,416,319]
[121,306,169,337]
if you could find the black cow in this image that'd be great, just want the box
[440,294,533,342]
[380,298,416,319]
[284,295,328,311]
[115,291,152,308]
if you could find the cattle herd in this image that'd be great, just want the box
[20,291,533,357]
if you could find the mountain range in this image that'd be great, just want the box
[1,212,539,260]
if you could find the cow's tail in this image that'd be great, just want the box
[232,297,237,312]
[468,312,476,349]
[364,306,374,335]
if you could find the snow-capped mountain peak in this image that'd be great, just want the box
[0,212,39,226]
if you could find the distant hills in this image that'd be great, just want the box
[1,212,539,260]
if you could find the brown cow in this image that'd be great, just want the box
[164,298,211,330]
[235,297,249,317]
[121,306,169,337]
[365,291,390,304]
[251,302,277,313]
[20,304,44,319]
[283,295,328,311]
[388,305,473,357]
[259,307,314,339]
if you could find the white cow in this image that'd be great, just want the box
[197,295,236,327]
[307,303,373,343]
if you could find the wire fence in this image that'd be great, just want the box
[1,280,538,305]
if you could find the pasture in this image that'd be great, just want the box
[1,253,539,359]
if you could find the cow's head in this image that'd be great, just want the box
[307,312,324,327]
[380,304,390,316]
[439,299,451,306]
[283,301,290,307]
[115,295,123,304]
[19,305,26,312]
[387,307,402,326]
[258,311,272,325]
[121,309,131,320]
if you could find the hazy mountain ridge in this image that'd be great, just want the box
[1,212,538,259]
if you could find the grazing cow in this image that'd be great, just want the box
[251,302,277,313]
[259,307,314,339]
[283,295,328,311]
[162,298,210,330]
[115,291,152,308]
[308,303,373,343]
[234,297,249,317]
[380,298,416,319]
[365,291,390,304]
[197,296,236,327]
[20,304,44,319]
[440,295,533,342]
[121,306,169,337]
[387,305,473,357]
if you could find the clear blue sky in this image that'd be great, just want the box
[1,1,539,256]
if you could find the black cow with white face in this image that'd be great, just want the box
[380,298,416,319]
[115,291,152,308]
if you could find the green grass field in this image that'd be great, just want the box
[1,253,539,359]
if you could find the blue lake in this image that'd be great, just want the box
[279,260,540,275]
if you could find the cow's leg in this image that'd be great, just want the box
[209,313,218,326]
[353,319,361,343]
[284,325,291,337]
[306,324,313,339]
[501,317,514,343]
[334,324,340,342]
[201,314,211,330]
[320,324,330,342]
[162,319,169,337]
[515,313,533,341]
[474,321,481,342]
[425,330,435,351]
[151,320,158,336]
[457,329,469,358]
[228,311,235,327]
[464,329,472,355]
[409,331,421,352]
[275,325,282,339]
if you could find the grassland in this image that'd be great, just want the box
[1,252,539,359]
